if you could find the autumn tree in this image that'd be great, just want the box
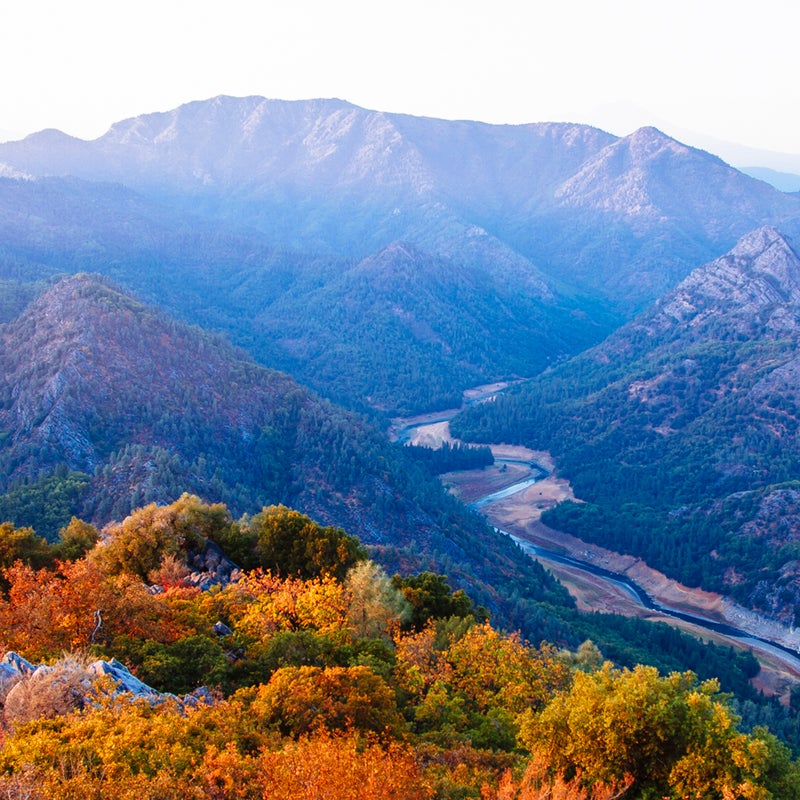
[0,521,52,576]
[520,663,800,799]
[252,664,406,738]
[52,516,99,561]
[396,621,571,751]
[243,505,366,580]
[392,571,481,630]
[346,561,410,639]
[89,494,233,579]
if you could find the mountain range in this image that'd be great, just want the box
[1,97,800,413]
[4,96,800,625]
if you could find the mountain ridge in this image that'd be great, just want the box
[2,95,798,310]
[451,228,800,622]
[0,272,573,638]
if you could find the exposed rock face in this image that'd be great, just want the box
[0,652,170,728]
[652,227,800,335]
[599,227,800,356]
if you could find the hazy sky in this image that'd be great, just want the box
[2,0,798,159]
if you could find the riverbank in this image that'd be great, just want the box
[474,471,800,701]
[391,389,800,701]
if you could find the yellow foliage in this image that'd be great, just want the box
[446,623,571,715]
[252,664,406,738]
[218,569,349,646]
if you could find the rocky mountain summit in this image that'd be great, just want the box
[649,227,800,336]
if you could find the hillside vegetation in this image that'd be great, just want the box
[0,274,575,643]
[2,98,800,413]
[0,494,797,799]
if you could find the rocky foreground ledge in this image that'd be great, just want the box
[0,651,210,728]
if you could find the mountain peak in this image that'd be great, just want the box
[727,225,796,259]
[651,227,800,333]
[102,95,362,146]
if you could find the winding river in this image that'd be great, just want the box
[482,471,800,673]
[392,389,800,677]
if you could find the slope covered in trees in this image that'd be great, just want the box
[452,227,800,623]
[0,274,574,641]
[2,98,800,413]
[0,174,613,414]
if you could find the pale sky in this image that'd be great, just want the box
[1,0,798,163]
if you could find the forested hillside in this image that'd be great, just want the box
[452,227,800,623]
[2,97,800,414]
[0,175,612,413]
[4,97,800,797]
[0,274,576,642]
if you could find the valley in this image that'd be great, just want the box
[3,94,800,794]
[392,387,800,701]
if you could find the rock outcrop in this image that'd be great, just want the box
[0,651,196,728]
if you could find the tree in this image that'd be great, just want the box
[88,493,239,580]
[346,561,410,639]
[0,521,53,576]
[392,571,479,630]
[252,665,406,738]
[520,663,800,799]
[245,505,366,580]
[53,517,99,561]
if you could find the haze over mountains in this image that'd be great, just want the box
[2,98,798,300]
[1,96,800,413]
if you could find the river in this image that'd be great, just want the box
[391,387,800,681]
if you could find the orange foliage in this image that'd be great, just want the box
[252,665,406,738]
[484,759,631,800]
[257,731,434,800]
[0,696,430,800]
[394,625,451,699]
[0,559,204,660]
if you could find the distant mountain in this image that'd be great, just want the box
[741,167,800,194]
[0,174,612,413]
[0,274,571,637]
[252,241,611,412]
[452,228,800,623]
[523,127,800,302]
[1,97,799,311]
